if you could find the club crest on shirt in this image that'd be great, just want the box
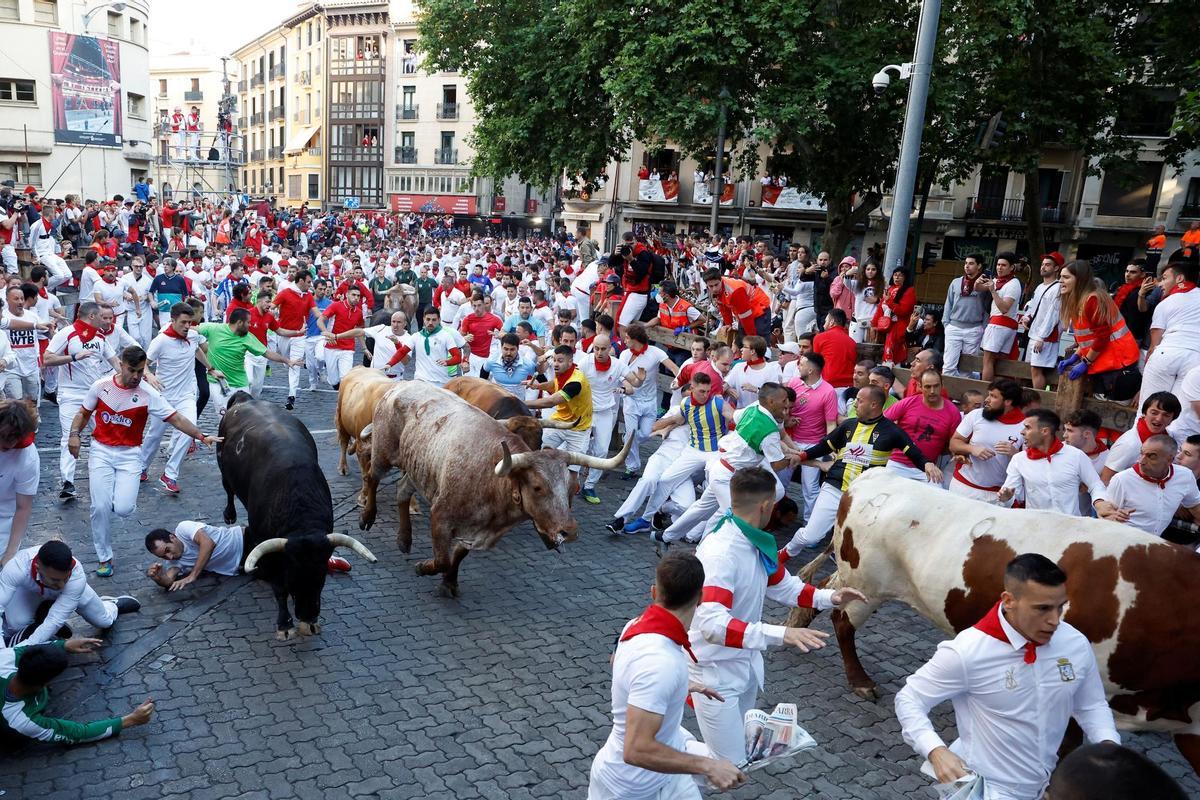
[1004,667,1018,690]
[1057,658,1076,682]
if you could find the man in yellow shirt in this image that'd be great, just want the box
[528,345,593,492]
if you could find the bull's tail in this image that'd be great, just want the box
[797,540,835,585]
[786,541,837,629]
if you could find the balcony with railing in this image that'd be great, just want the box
[436,102,458,120]
[396,104,418,121]
[965,196,1070,224]
[250,72,264,88]
[269,106,286,122]
[294,109,310,124]
[250,148,265,161]
[237,80,246,92]
[250,111,264,126]
[269,64,286,81]
[1182,201,1200,218]
[330,102,383,121]
[268,146,283,159]
[330,145,383,162]
[296,70,311,87]
[435,148,458,165]
[394,146,417,164]
[184,90,203,102]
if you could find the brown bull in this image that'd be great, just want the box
[357,381,631,596]
[445,376,573,451]
[334,367,397,481]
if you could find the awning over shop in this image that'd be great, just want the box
[284,125,320,155]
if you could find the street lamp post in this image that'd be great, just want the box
[81,1,128,32]
[877,0,942,278]
[709,86,731,236]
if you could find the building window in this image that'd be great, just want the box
[1181,177,1200,218]
[158,78,167,95]
[0,0,19,22]
[307,22,312,47]
[1098,162,1163,218]
[130,16,143,45]
[107,11,121,37]
[127,92,146,119]
[0,163,42,186]
[402,85,415,109]
[308,173,319,199]
[190,78,199,93]
[0,80,36,104]
[33,0,57,25]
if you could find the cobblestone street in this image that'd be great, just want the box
[1,373,1196,800]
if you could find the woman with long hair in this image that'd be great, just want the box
[873,266,916,363]
[1057,259,1141,400]
[849,259,885,343]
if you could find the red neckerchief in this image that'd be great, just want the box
[1086,444,1108,458]
[594,356,611,372]
[1134,462,1172,489]
[15,432,34,448]
[1025,438,1064,461]
[960,276,975,296]
[101,275,117,284]
[689,391,709,406]
[1113,279,1140,309]
[619,604,697,663]
[72,319,101,343]
[629,342,646,356]
[974,601,1040,664]
[998,408,1025,424]
[535,301,548,309]
[554,364,577,388]
[1166,281,1197,298]
[746,357,766,367]
[30,556,76,596]
[163,325,189,340]
[580,335,595,352]
[993,273,1015,290]
[1136,418,1155,442]
[37,286,48,299]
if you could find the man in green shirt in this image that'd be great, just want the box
[368,263,394,310]
[1,638,155,744]
[198,308,301,413]
[394,260,417,289]
[414,263,438,310]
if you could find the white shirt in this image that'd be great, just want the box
[690,517,833,687]
[725,361,783,409]
[170,520,244,576]
[46,323,117,396]
[577,352,630,414]
[0,444,38,551]
[77,266,101,306]
[718,403,785,471]
[953,409,1024,491]
[1024,281,1061,346]
[895,611,1119,800]
[590,620,692,800]
[619,345,669,408]
[988,278,1022,321]
[146,328,204,402]
[1000,444,1107,515]
[438,287,467,325]
[33,290,62,340]
[2,309,39,378]
[1169,365,1200,440]
[93,278,125,314]
[1106,465,1200,536]
[365,325,404,378]
[1150,288,1200,352]
[570,260,599,295]
[1103,425,1168,475]
[400,327,466,386]
[119,272,155,316]
[0,547,93,645]
[27,218,57,258]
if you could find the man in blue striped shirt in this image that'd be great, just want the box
[483,333,539,396]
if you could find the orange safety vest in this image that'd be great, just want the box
[1073,312,1139,374]
[658,297,694,328]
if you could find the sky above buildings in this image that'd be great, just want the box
[147,0,298,57]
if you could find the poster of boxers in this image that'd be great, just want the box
[49,31,123,147]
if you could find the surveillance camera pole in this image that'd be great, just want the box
[882,0,941,279]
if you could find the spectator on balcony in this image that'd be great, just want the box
[977,252,1023,381]
[942,255,991,377]
[1057,259,1141,403]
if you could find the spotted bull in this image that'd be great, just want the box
[357,381,631,597]
[793,468,1200,775]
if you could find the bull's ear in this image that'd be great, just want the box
[503,418,525,434]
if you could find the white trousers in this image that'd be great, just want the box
[325,348,355,387]
[776,441,821,520]
[1,371,39,405]
[784,483,843,556]
[948,475,1009,505]
[613,436,692,519]
[246,353,268,398]
[572,289,592,323]
[2,585,116,643]
[171,131,185,156]
[943,323,984,377]
[39,253,71,291]
[1,244,16,275]
[792,306,817,341]
[689,658,760,764]
[587,741,706,800]
[1140,345,1200,416]
[885,460,933,483]
[58,393,90,484]
[277,334,305,396]
[89,442,142,562]
[125,312,153,349]
[618,292,648,327]
[542,427,592,473]
[584,407,618,490]
[664,460,784,543]
[140,395,196,480]
[209,379,243,414]
[622,400,657,473]
[305,336,325,389]
[639,445,717,521]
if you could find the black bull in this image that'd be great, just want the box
[218,393,375,640]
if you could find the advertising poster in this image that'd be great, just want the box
[50,31,123,146]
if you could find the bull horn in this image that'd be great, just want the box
[559,427,635,472]
[494,441,536,476]
[327,533,377,563]
[359,423,374,440]
[244,538,288,572]
[537,416,576,430]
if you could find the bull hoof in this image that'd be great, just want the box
[337,464,348,477]
[275,628,296,641]
[437,582,460,599]
[415,559,437,576]
[409,498,421,515]
[851,685,879,701]
[223,507,237,525]
[359,511,376,530]
[297,621,321,636]
[396,535,412,554]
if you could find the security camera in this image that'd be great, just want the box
[872,71,891,95]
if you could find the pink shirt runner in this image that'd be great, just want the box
[786,377,838,443]
[885,394,962,467]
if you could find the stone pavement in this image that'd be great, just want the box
[1,371,1197,799]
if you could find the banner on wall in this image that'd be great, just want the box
[693,180,734,206]
[761,185,825,211]
[49,32,123,146]
[638,178,679,203]
[389,194,478,214]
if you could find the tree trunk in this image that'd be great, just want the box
[822,191,882,262]
[1023,166,1044,263]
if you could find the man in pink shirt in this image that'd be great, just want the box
[885,367,961,483]
[784,351,838,520]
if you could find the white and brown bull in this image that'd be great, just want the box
[445,375,574,451]
[793,469,1200,775]
[357,381,632,596]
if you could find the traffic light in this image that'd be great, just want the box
[978,112,1007,150]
